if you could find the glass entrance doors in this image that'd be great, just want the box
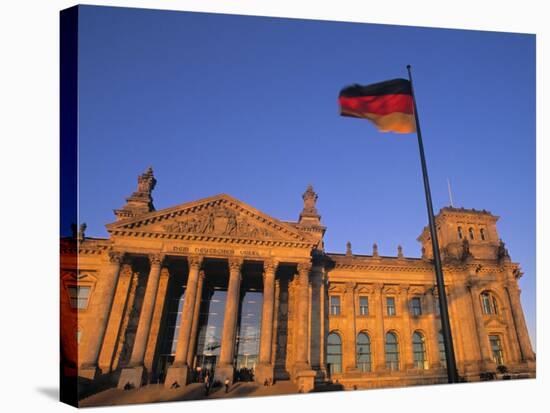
[234,289,263,382]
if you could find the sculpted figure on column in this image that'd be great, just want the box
[163,255,203,388]
[118,253,165,389]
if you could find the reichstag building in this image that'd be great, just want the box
[61,167,535,396]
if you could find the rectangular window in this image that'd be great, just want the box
[67,285,91,309]
[489,335,504,365]
[386,297,396,316]
[330,296,341,316]
[359,296,369,316]
[411,297,422,316]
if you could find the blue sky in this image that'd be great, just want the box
[75,5,536,347]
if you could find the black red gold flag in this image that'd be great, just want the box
[338,78,415,133]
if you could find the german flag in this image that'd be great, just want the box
[338,78,416,134]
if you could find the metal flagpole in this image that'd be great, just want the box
[447,178,454,207]
[406,65,459,383]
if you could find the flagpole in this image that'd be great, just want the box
[406,65,459,384]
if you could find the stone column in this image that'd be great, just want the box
[295,262,311,369]
[452,279,482,375]
[467,282,495,369]
[186,269,206,367]
[256,260,278,383]
[425,286,441,369]
[373,283,386,372]
[215,258,243,384]
[144,266,171,380]
[80,251,124,379]
[309,259,324,373]
[118,254,164,388]
[97,260,133,374]
[294,262,316,392]
[112,272,139,371]
[505,281,535,363]
[446,285,466,372]
[164,256,203,387]
[319,271,327,374]
[344,282,358,372]
[399,284,413,370]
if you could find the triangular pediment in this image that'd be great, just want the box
[106,194,316,247]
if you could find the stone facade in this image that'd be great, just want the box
[60,168,535,398]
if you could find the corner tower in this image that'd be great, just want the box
[418,207,508,262]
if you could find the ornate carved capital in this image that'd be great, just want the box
[344,282,357,293]
[263,259,279,275]
[108,251,124,264]
[120,263,133,277]
[373,282,384,293]
[297,261,312,275]
[188,255,203,270]
[228,258,243,273]
[148,253,164,266]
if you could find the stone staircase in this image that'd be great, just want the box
[79,379,302,407]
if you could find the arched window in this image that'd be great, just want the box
[457,226,463,239]
[412,332,428,369]
[468,227,475,240]
[438,331,447,369]
[481,291,499,315]
[327,332,342,374]
[356,332,372,372]
[385,332,399,371]
[480,228,486,241]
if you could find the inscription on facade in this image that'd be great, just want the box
[168,245,263,258]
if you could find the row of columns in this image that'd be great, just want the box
[80,250,314,388]
[83,251,533,388]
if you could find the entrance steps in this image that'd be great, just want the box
[79,379,302,406]
[78,383,205,407]
[207,380,300,399]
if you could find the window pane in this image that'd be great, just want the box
[411,297,422,316]
[489,335,504,365]
[385,333,399,370]
[78,286,90,298]
[359,296,369,315]
[330,296,341,315]
[327,333,342,374]
[67,286,91,309]
[387,297,396,316]
[357,333,372,372]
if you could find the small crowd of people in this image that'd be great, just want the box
[235,367,254,382]
[188,365,276,395]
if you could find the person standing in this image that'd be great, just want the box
[204,372,211,396]
[224,377,230,393]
